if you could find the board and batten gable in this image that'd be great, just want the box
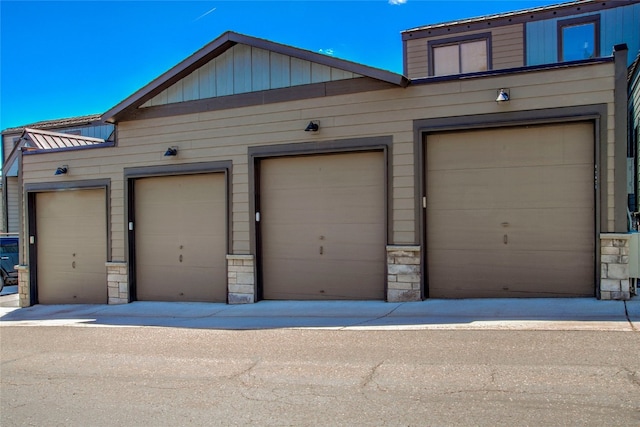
[141,44,364,108]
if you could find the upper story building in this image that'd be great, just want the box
[402,0,639,79]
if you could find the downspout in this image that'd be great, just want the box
[613,44,629,232]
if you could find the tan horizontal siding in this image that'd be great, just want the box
[3,135,17,163]
[20,62,618,259]
[406,39,430,78]
[6,177,19,233]
[492,24,524,69]
[406,24,524,78]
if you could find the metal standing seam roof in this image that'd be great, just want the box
[2,113,103,135]
[401,0,633,34]
[21,127,106,150]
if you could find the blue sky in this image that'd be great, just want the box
[0,0,560,131]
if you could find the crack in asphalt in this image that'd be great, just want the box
[361,360,385,389]
[621,367,640,388]
[623,301,638,332]
[345,303,406,329]
[232,359,261,385]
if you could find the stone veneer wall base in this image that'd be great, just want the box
[386,246,422,302]
[227,254,256,304]
[600,234,631,300]
[106,262,129,304]
[16,265,30,307]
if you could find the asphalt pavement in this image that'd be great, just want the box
[1,294,638,331]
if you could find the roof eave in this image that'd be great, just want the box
[401,0,639,39]
[102,31,408,123]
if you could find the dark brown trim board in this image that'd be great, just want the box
[115,78,399,123]
[123,161,232,302]
[24,179,111,306]
[414,105,608,298]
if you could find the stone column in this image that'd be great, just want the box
[16,265,30,307]
[386,246,421,302]
[600,234,631,300]
[227,254,255,304]
[106,262,129,304]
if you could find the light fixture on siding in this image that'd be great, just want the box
[496,89,510,102]
[305,121,319,132]
[164,146,178,156]
[54,165,68,175]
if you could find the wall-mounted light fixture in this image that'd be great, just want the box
[164,146,178,156]
[496,89,510,102]
[54,165,68,175]
[304,121,319,132]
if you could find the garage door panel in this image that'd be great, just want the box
[135,173,227,302]
[429,207,594,252]
[137,265,224,302]
[426,122,594,298]
[36,189,107,304]
[428,124,593,171]
[428,165,593,210]
[261,152,385,300]
[429,249,594,298]
[264,258,384,300]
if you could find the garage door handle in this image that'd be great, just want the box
[72,261,76,269]
[179,254,183,263]
[503,234,508,244]
[319,246,324,255]
[0,256,8,260]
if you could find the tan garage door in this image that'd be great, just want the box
[426,122,595,298]
[135,173,227,302]
[36,189,107,304]
[260,151,385,300]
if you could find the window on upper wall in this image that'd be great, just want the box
[429,34,491,76]
[558,15,600,62]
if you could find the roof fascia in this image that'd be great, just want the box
[102,32,408,124]
[102,32,237,123]
[2,130,28,176]
[402,0,640,40]
[1,114,103,135]
[22,142,115,155]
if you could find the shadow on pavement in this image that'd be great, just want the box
[1,299,638,330]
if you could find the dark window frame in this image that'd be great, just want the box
[427,33,492,76]
[557,15,601,62]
